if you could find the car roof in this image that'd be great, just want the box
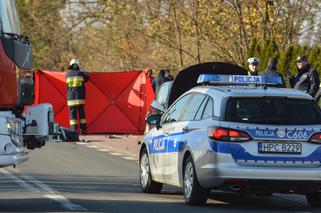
[187,86,313,100]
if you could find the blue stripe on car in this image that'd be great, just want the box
[146,132,186,154]
[238,127,320,140]
[145,130,321,162]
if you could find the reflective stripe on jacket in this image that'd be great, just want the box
[67,99,86,106]
[67,76,85,87]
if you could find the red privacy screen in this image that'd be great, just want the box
[34,70,154,134]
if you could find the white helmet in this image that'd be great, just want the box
[247,57,259,65]
[69,58,80,67]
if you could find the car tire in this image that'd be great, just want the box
[306,193,321,208]
[139,148,163,193]
[183,155,208,206]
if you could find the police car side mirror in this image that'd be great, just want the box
[146,114,162,129]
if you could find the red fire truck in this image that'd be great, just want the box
[0,0,58,167]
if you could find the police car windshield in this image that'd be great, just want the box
[225,98,321,125]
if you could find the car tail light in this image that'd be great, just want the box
[209,127,251,142]
[309,133,321,144]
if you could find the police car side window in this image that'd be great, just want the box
[180,94,206,121]
[194,97,209,120]
[162,94,192,124]
[201,98,213,119]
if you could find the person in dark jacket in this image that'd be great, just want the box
[287,56,319,98]
[164,69,174,81]
[261,57,285,87]
[315,84,321,103]
[152,68,171,95]
[66,59,90,134]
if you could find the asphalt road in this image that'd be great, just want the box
[0,142,318,213]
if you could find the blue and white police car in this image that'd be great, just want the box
[139,73,321,207]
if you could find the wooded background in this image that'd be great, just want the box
[16,0,321,76]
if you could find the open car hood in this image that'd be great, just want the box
[168,62,247,107]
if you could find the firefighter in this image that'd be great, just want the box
[66,59,90,134]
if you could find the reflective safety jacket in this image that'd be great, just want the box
[66,69,90,106]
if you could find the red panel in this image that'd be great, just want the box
[89,104,138,133]
[85,80,111,131]
[34,70,152,134]
[145,75,155,113]
[89,72,141,99]
[54,106,69,127]
[36,71,66,120]
[115,72,145,132]
[39,71,67,97]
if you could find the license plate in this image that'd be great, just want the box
[258,142,302,154]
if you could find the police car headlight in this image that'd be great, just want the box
[7,118,22,147]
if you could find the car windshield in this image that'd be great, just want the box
[0,0,20,35]
[225,97,321,125]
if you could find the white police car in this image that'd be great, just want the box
[139,73,321,207]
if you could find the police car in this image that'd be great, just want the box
[139,73,321,207]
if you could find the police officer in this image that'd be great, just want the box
[261,57,285,87]
[287,56,319,98]
[247,57,259,76]
[66,59,90,134]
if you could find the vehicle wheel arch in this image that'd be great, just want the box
[139,143,147,156]
[180,149,195,185]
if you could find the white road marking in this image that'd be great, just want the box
[75,142,88,145]
[19,173,58,193]
[1,168,87,211]
[75,142,138,161]
[44,194,87,211]
[0,169,39,192]
[122,156,136,161]
[98,148,111,152]
[109,152,123,156]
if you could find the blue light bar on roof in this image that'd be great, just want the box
[197,74,283,85]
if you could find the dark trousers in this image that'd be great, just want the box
[68,105,87,132]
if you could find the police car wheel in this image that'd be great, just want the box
[183,155,207,205]
[139,148,163,193]
[306,193,321,208]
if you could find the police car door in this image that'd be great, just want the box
[153,93,193,181]
[165,93,211,183]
